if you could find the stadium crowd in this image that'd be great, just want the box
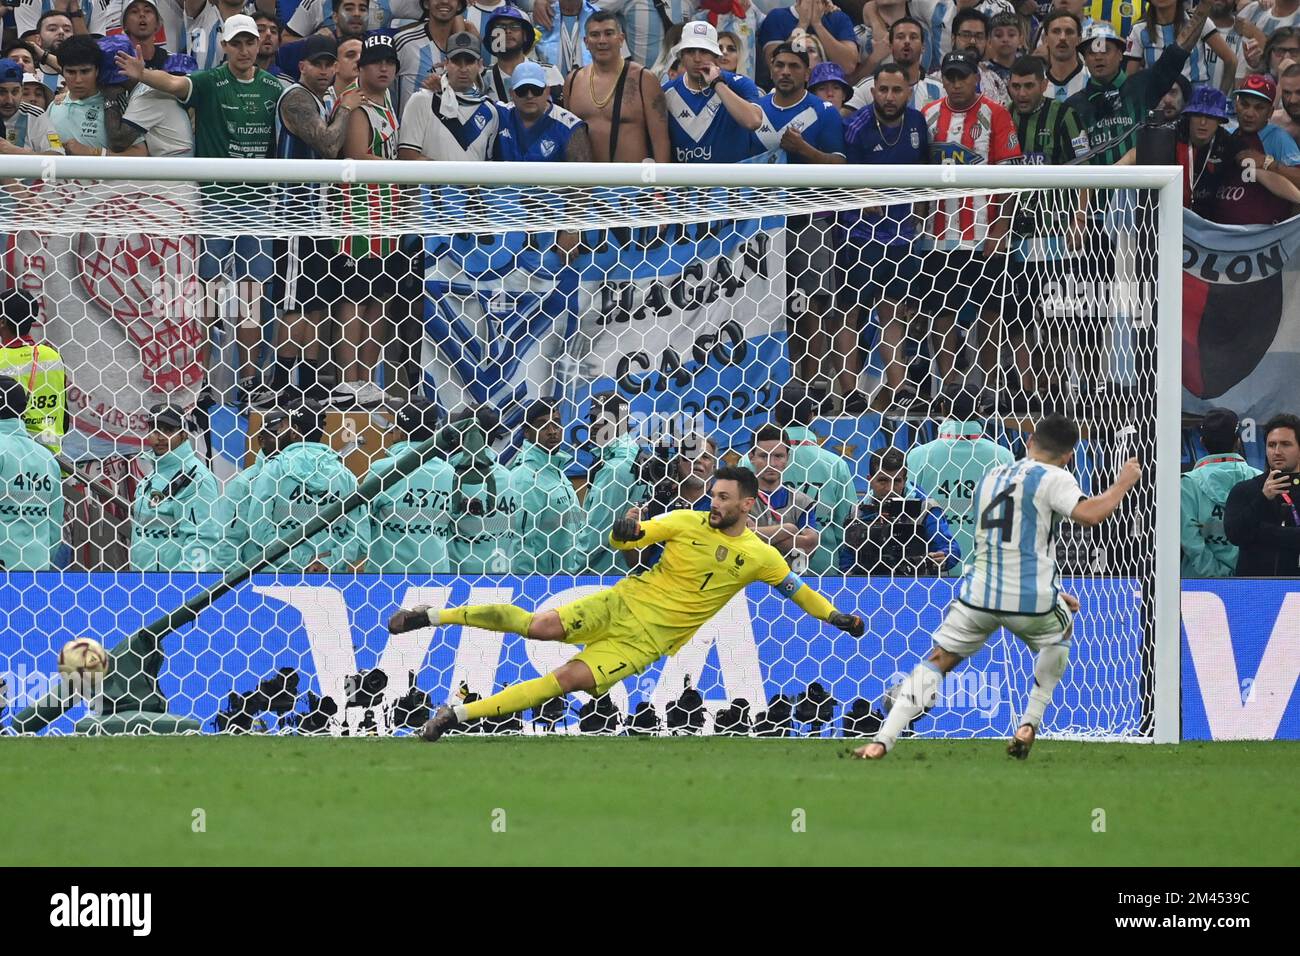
[0,0,1298,578]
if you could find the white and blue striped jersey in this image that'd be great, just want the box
[960,459,1085,615]
[394,22,452,114]
[1045,61,1090,101]
[846,73,943,113]
[14,0,120,39]
[913,0,1016,72]
[287,0,423,35]
[1124,18,1217,87]
[599,0,697,67]
[1237,1,1300,37]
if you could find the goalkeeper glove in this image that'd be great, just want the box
[611,516,645,543]
[388,605,433,635]
[829,611,865,637]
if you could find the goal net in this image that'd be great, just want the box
[0,157,1181,741]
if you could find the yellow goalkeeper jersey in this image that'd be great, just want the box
[610,508,828,656]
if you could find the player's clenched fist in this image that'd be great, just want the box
[611,506,645,542]
[388,605,433,634]
[829,611,865,637]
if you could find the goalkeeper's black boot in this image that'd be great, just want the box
[1007,723,1036,760]
[419,705,461,743]
[389,605,433,635]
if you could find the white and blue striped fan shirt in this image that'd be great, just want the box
[960,460,1085,615]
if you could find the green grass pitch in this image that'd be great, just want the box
[7,737,1298,866]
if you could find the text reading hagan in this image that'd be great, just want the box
[49,887,151,936]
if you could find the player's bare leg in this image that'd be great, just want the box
[853,646,961,760]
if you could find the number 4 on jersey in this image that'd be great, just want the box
[980,485,1016,542]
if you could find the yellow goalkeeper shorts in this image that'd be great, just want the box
[556,589,663,696]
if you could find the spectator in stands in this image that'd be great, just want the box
[186,0,252,71]
[495,59,592,162]
[509,399,581,574]
[4,42,38,78]
[1088,0,1138,37]
[1204,0,1248,94]
[483,6,564,103]
[1181,407,1260,577]
[122,0,173,70]
[1217,74,1300,224]
[335,36,364,94]
[854,0,910,80]
[850,446,959,574]
[130,403,221,572]
[1238,1,1300,47]
[756,45,845,396]
[1225,412,1300,577]
[105,45,197,157]
[931,9,1011,106]
[660,432,718,514]
[758,0,860,79]
[0,289,66,453]
[394,0,478,111]
[753,386,858,574]
[749,424,820,566]
[1175,85,1231,214]
[33,35,106,156]
[255,11,284,77]
[564,0,688,69]
[280,0,372,83]
[400,32,500,159]
[1124,0,1235,90]
[273,35,357,403]
[1249,25,1300,78]
[985,11,1024,83]
[0,59,23,141]
[1276,64,1300,144]
[841,62,929,417]
[808,60,852,110]
[924,49,1022,408]
[1006,54,1089,405]
[334,32,403,407]
[564,11,670,162]
[21,72,54,112]
[535,0,600,78]
[1156,71,1192,120]
[0,376,63,572]
[368,400,457,574]
[928,0,1018,71]
[1039,10,1090,100]
[286,0,395,39]
[714,25,758,82]
[212,411,282,568]
[576,392,642,575]
[844,16,944,114]
[1066,9,1208,167]
[904,393,1013,575]
[248,402,371,572]
[117,15,284,409]
[663,21,763,163]
[28,11,75,92]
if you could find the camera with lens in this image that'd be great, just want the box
[844,495,932,574]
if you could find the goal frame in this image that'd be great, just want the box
[0,157,1184,743]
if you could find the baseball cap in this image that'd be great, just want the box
[675,20,723,57]
[808,61,853,95]
[221,13,259,43]
[1078,21,1124,49]
[1234,73,1277,103]
[0,58,21,85]
[300,33,338,63]
[358,33,398,66]
[446,31,482,60]
[510,59,547,91]
[1184,85,1228,120]
[148,403,187,432]
[1200,407,1241,452]
[940,49,979,76]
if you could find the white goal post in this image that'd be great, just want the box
[0,157,1182,742]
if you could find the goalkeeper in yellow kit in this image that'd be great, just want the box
[389,465,865,742]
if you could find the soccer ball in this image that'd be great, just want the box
[58,638,109,678]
